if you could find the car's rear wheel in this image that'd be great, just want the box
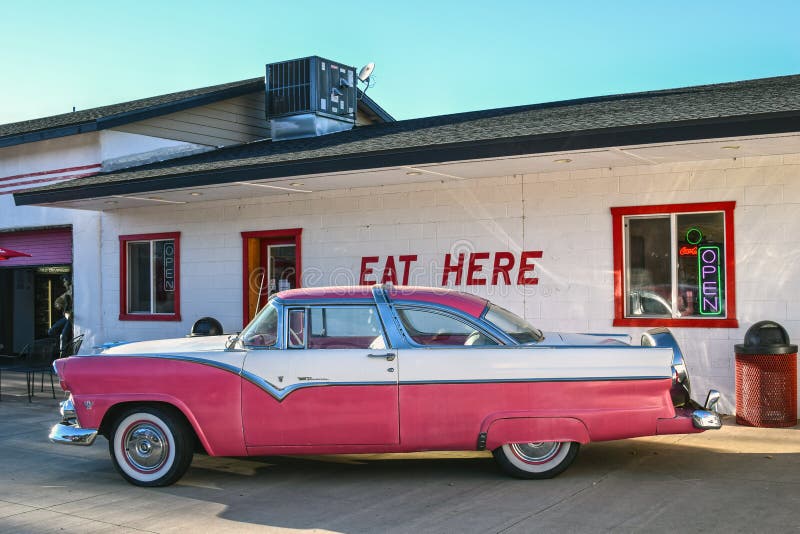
[493,441,579,479]
[109,405,193,487]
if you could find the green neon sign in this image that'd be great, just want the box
[686,227,703,245]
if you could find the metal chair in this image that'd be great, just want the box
[0,338,58,402]
[64,334,84,358]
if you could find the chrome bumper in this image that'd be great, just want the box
[49,422,98,446]
[49,399,98,446]
[692,389,722,430]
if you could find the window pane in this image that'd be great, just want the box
[626,217,672,317]
[484,304,541,344]
[268,244,296,296]
[153,240,176,314]
[307,307,385,349]
[397,308,497,346]
[288,309,305,348]
[127,242,151,313]
[241,302,278,347]
[676,213,725,317]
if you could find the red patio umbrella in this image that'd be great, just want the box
[0,247,31,260]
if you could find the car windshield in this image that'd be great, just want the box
[240,301,279,347]
[484,304,543,344]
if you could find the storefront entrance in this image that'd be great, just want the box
[241,229,301,325]
[0,227,73,354]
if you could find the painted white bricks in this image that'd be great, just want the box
[744,185,783,205]
[689,169,725,190]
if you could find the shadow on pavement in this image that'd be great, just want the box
[159,430,800,533]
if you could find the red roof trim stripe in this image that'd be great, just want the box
[0,171,100,195]
[0,163,101,183]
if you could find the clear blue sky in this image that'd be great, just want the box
[1,0,798,124]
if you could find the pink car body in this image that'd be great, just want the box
[50,285,721,486]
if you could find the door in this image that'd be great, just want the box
[242,304,399,446]
[241,229,301,325]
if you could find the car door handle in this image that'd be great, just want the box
[368,353,396,361]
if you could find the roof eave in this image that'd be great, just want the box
[95,80,264,129]
[13,111,800,207]
[357,91,395,123]
[0,80,264,149]
[0,122,99,149]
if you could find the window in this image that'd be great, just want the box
[610,202,737,328]
[484,304,543,344]
[119,233,180,321]
[288,308,306,348]
[397,308,499,346]
[241,301,279,347]
[289,306,386,350]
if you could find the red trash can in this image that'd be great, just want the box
[735,321,797,427]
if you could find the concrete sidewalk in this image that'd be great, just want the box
[1,376,798,533]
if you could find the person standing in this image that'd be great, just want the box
[48,275,73,357]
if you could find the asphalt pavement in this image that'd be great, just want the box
[1,375,799,534]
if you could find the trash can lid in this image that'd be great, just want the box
[189,317,224,337]
[735,320,798,354]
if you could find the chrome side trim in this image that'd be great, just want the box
[239,370,397,401]
[399,376,671,385]
[49,423,98,446]
[99,353,244,375]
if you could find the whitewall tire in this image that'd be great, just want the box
[493,441,579,479]
[109,406,194,487]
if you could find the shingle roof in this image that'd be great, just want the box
[0,78,266,148]
[15,74,800,204]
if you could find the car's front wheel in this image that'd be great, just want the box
[493,441,579,479]
[109,405,194,487]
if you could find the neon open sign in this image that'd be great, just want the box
[163,242,175,292]
[698,245,722,316]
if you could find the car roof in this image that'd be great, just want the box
[276,286,375,300]
[275,285,489,318]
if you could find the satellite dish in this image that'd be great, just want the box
[358,62,375,82]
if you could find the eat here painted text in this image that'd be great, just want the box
[359,251,543,286]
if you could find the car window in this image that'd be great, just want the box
[483,304,543,344]
[304,306,386,350]
[396,308,498,346]
[287,309,306,348]
[240,301,279,347]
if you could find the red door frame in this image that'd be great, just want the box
[241,228,302,327]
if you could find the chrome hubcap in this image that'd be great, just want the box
[124,423,168,472]
[510,442,561,464]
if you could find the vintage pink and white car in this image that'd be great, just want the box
[50,285,721,486]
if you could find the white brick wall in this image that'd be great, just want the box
[95,153,800,415]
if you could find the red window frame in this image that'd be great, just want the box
[119,232,181,321]
[610,202,737,328]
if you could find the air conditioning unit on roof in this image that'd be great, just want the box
[265,56,357,141]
